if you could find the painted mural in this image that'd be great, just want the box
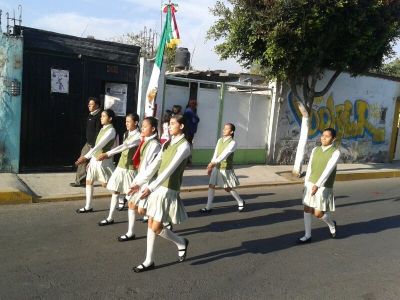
[275,88,392,164]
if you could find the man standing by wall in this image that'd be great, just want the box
[70,97,102,187]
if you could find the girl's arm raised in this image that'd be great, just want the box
[133,150,163,187]
[212,140,237,164]
[141,142,162,169]
[106,132,140,157]
[147,142,191,192]
[84,127,116,159]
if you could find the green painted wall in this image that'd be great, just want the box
[192,149,266,165]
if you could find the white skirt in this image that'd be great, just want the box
[146,186,188,224]
[86,158,115,184]
[106,167,136,194]
[209,167,240,188]
[302,181,335,212]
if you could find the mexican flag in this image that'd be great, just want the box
[144,4,180,117]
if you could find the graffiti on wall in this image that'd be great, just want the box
[288,92,386,144]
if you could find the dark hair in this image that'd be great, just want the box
[226,123,236,138]
[143,116,159,137]
[172,105,182,114]
[126,113,139,123]
[88,97,101,107]
[102,109,115,126]
[162,110,172,123]
[163,114,187,150]
[323,127,336,139]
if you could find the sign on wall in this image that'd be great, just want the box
[51,69,69,94]
[104,82,128,116]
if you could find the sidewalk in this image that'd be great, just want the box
[1,162,399,204]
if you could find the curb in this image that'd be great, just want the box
[36,192,112,203]
[0,189,33,204]
[1,170,399,205]
[336,171,400,181]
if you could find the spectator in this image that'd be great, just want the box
[183,99,200,145]
[70,97,101,187]
[171,105,182,116]
[160,110,172,144]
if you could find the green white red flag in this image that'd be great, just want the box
[144,3,180,117]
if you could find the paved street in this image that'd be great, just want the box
[1,178,400,300]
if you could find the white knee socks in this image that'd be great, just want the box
[206,188,215,210]
[85,185,94,209]
[230,190,244,206]
[126,209,136,237]
[300,212,312,241]
[321,213,336,233]
[107,193,118,221]
[143,228,156,267]
[158,228,185,249]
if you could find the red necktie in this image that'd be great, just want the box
[132,138,145,169]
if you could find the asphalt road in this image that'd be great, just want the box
[1,178,399,300]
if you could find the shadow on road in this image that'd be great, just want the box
[187,214,400,266]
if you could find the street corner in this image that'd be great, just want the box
[0,188,32,204]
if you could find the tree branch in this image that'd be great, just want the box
[314,70,341,97]
[289,78,304,105]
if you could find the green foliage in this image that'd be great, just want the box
[208,0,400,108]
[380,57,400,77]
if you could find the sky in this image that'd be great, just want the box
[1,0,245,72]
[2,1,400,71]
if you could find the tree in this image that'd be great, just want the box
[380,57,400,77]
[208,0,400,175]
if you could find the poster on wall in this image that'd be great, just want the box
[104,83,128,117]
[51,69,69,94]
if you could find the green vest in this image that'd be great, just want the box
[309,146,337,188]
[93,126,115,159]
[117,131,139,170]
[216,137,234,170]
[159,138,188,191]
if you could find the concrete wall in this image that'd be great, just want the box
[162,79,272,164]
[0,34,23,172]
[274,71,400,164]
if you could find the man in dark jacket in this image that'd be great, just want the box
[70,97,102,187]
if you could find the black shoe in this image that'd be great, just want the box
[70,182,85,187]
[118,198,128,211]
[118,234,136,242]
[133,262,155,273]
[199,208,212,214]
[331,221,337,238]
[164,222,173,231]
[178,238,189,262]
[296,236,312,244]
[98,219,114,226]
[76,207,93,213]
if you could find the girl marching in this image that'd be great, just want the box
[200,123,245,213]
[97,113,141,226]
[118,116,161,242]
[297,127,340,244]
[75,109,116,213]
[130,114,190,272]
